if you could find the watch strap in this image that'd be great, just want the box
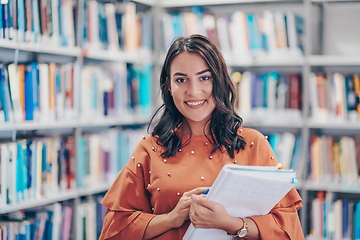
[226,217,248,237]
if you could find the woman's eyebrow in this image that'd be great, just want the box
[173,72,187,76]
[173,69,211,77]
[196,69,211,75]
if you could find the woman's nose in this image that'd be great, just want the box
[186,80,202,96]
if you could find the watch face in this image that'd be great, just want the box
[238,229,248,237]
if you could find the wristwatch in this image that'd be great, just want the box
[227,217,248,238]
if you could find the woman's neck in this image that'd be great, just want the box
[179,121,210,136]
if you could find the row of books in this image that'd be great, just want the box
[266,132,302,172]
[310,73,360,124]
[0,62,153,124]
[161,7,304,63]
[308,135,360,185]
[77,127,147,189]
[76,196,106,240]
[0,0,75,47]
[82,1,152,55]
[80,63,153,120]
[0,127,146,208]
[309,191,360,240]
[0,136,75,207]
[0,62,78,123]
[0,196,105,240]
[231,71,302,123]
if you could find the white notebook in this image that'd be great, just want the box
[183,164,297,240]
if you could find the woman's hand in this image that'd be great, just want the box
[189,195,232,230]
[167,187,209,228]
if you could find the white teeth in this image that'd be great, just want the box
[186,100,205,106]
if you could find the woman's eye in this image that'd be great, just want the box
[176,78,186,83]
[201,76,211,81]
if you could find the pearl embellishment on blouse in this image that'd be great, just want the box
[167,172,171,176]
[177,192,181,196]
[163,159,167,163]
[191,151,195,154]
[137,164,141,167]
[157,188,160,191]
[201,176,205,180]
[179,149,182,152]
[209,156,213,159]
[205,142,208,146]
[151,147,155,151]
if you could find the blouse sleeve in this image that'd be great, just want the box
[98,140,155,240]
[245,129,305,240]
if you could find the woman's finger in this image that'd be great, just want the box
[184,187,210,196]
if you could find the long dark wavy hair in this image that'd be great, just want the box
[149,34,246,158]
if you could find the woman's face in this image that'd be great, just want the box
[169,52,216,130]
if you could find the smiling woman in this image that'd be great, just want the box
[169,52,216,135]
[98,35,305,240]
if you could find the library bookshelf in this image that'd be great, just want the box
[1,0,360,239]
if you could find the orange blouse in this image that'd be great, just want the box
[99,128,305,240]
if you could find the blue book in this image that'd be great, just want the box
[16,143,23,203]
[17,0,25,42]
[6,1,12,39]
[114,8,123,48]
[255,74,264,108]
[262,73,269,108]
[32,0,40,42]
[24,65,34,121]
[45,211,54,240]
[103,91,109,116]
[323,200,327,238]
[141,12,152,50]
[139,64,152,115]
[171,14,184,39]
[98,2,109,49]
[267,133,281,158]
[354,201,360,240]
[28,141,35,198]
[290,135,302,171]
[0,3,3,38]
[17,141,27,202]
[246,14,262,53]
[77,137,85,188]
[30,63,39,117]
[127,64,137,111]
[0,66,10,121]
[342,201,349,238]
[2,2,8,39]
[90,71,98,113]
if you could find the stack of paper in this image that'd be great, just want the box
[183,164,297,240]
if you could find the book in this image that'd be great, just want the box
[183,164,297,240]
